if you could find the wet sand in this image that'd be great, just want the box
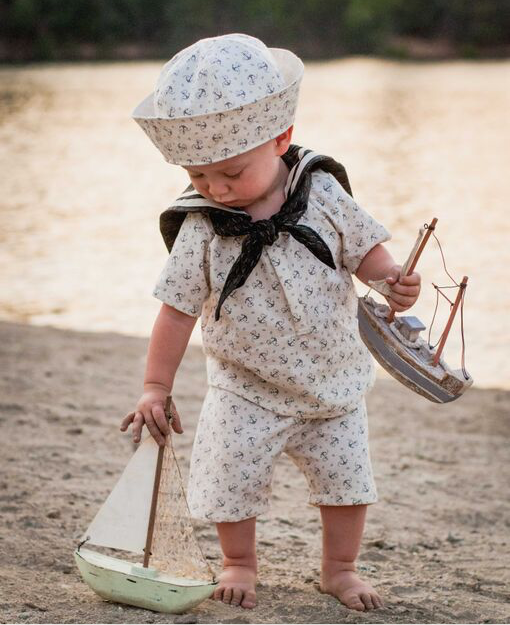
[1,320,508,624]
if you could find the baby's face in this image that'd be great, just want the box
[183,128,292,209]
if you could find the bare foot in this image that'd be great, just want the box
[320,562,384,611]
[213,564,257,609]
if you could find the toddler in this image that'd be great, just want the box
[120,33,420,611]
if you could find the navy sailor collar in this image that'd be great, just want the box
[159,144,352,254]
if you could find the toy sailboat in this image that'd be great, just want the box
[74,398,217,614]
[358,218,473,403]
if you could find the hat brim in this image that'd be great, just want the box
[132,48,304,166]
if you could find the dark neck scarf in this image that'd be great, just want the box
[159,144,353,321]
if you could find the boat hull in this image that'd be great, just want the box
[74,548,216,614]
[358,297,472,403]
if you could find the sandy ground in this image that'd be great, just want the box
[0,320,509,624]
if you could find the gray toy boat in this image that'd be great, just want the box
[358,219,473,403]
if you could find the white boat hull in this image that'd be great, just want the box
[74,548,216,614]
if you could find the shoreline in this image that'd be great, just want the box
[1,60,508,391]
[2,38,510,64]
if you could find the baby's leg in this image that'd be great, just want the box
[283,401,382,610]
[187,387,295,608]
[214,516,258,609]
[320,504,383,611]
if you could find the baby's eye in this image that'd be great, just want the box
[189,173,203,179]
[225,171,242,179]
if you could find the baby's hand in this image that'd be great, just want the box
[384,265,421,312]
[119,385,183,447]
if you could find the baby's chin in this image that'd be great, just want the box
[203,193,260,209]
[218,198,252,208]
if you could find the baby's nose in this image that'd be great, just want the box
[208,180,229,198]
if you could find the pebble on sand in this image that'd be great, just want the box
[174,615,199,624]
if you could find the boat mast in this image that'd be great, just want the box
[387,217,438,323]
[143,396,173,568]
[143,447,165,567]
[432,276,468,367]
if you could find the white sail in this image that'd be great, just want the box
[80,434,158,554]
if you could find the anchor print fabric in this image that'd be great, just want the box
[134,34,303,165]
[154,34,285,119]
[187,386,378,523]
[153,167,390,418]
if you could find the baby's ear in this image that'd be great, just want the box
[275,126,293,155]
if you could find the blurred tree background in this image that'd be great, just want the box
[1,0,509,62]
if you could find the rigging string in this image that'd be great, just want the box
[425,224,468,377]
[427,284,458,348]
[168,440,217,581]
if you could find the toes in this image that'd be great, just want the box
[231,588,243,606]
[373,594,384,609]
[222,587,233,604]
[344,595,366,611]
[360,592,375,610]
[213,586,224,601]
[213,585,256,608]
[241,590,257,609]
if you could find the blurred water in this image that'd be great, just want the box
[1,60,509,388]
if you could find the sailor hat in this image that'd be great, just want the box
[132,33,304,165]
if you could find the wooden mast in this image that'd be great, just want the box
[143,395,173,568]
[432,276,468,367]
[387,217,438,323]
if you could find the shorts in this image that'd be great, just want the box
[187,386,378,522]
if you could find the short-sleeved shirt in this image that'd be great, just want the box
[153,168,391,418]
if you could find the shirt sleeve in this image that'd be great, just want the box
[152,211,213,317]
[333,178,391,275]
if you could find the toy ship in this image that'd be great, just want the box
[74,398,217,613]
[358,218,473,403]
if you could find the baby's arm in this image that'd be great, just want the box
[120,303,197,445]
[355,243,421,312]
